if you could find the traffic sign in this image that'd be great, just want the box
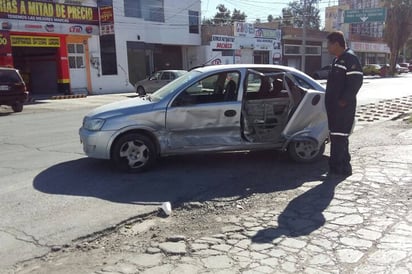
[344,8,386,23]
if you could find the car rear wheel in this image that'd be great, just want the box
[288,140,325,163]
[112,133,157,172]
[136,86,146,96]
[12,102,23,112]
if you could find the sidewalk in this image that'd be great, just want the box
[11,118,412,274]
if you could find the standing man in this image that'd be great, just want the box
[325,31,363,176]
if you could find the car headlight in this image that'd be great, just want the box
[83,118,105,131]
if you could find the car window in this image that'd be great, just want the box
[246,73,262,93]
[172,71,240,106]
[0,70,21,83]
[170,72,178,80]
[151,71,161,80]
[161,72,172,80]
[293,75,313,89]
[151,70,202,101]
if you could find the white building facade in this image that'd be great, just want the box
[89,0,201,94]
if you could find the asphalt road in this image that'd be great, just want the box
[0,73,411,269]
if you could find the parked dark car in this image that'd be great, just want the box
[135,70,187,95]
[312,65,331,79]
[0,67,29,112]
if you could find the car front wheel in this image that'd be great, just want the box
[112,133,157,172]
[288,141,325,163]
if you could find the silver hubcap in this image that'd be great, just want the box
[119,140,150,168]
[294,141,319,160]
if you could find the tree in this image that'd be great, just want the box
[212,4,231,25]
[203,5,247,25]
[267,14,274,22]
[281,0,321,29]
[232,8,247,22]
[282,8,294,26]
[381,0,412,75]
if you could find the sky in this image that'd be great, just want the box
[201,0,339,24]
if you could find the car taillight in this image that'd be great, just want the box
[13,82,26,92]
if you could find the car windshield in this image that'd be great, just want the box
[150,70,202,101]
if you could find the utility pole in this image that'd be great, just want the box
[301,0,307,72]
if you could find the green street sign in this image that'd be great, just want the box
[344,8,386,23]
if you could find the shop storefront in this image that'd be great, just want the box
[209,35,240,65]
[200,23,283,66]
[350,41,390,65]
[0,0,99,94]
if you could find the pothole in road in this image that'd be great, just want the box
[356,95,412,123]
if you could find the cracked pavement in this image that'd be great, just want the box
[9,117,412,274]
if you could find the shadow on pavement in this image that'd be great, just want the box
[33,151,329,207]
[251,176,344,242]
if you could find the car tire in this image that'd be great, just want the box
[112,133,157,172]
[12,102,23,112]
[136,86,146,96]
[288,140,325,163]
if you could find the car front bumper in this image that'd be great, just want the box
[79,128,116,160]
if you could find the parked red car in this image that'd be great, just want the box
[399,63,411,73]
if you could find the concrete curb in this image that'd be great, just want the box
[51,94,87,100]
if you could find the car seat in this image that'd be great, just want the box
[224,80,237,101]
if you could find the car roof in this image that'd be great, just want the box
[191,64,324,91]
[0,66,19,71]
[157,69,187,73]
[192,64,302,74]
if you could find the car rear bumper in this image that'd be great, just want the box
[79,127,115,160]
[0,91,29,104]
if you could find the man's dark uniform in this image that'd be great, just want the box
[325,48,363,174]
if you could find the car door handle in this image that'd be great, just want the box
[224,110,236,117]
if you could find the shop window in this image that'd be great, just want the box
[284,45,301,55]
[124,0,164,22]
[98,0,113,6]
[68,43,85,69]
[305,46,321,56]
[124,0,141,18]
[189,10,199,34]
[100,34,118,75]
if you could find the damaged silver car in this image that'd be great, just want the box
[79,64,328,172]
